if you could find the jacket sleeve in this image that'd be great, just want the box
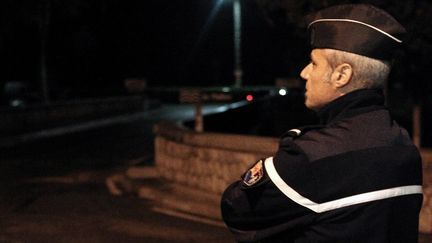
[220,140,318,242]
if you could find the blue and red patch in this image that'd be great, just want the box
[242,160,264,186]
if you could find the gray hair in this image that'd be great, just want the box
[323,49,391,92]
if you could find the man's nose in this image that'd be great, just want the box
[300,63,311,80]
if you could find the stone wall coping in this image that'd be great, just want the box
[154,122,279,154]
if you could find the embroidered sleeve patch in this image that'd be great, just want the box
[242,160,264,186]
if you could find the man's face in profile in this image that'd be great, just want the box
[300,49,337,110]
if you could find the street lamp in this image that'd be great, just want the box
[233,0,242,87]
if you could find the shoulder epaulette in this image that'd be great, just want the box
[281,125,325,139]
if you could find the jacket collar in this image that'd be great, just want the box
[316,89,386,125]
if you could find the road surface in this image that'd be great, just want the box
[0,103,236,242]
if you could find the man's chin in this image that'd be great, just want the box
[305,100,320,111]
[304,100,313,110]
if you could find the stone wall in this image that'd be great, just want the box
[420,150,432,233]
[154,122,432,233]
[154,122,278,194]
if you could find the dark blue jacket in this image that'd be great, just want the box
[221,89,423,243]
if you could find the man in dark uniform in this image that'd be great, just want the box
[221,4,423,243]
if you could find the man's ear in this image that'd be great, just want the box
[331,63,353,88]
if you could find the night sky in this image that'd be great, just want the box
[0,0,431,101]
[1,0,300,99]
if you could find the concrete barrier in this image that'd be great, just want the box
[154,122,432,233]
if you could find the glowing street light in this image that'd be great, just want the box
[279,88,287,96]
